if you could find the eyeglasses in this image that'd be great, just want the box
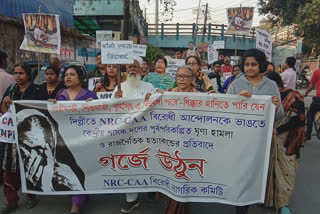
[187,62,198,66]
[176,75,193,80]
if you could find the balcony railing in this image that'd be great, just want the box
[147,23,256,40]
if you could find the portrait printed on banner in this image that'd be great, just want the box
[15,105,85,192]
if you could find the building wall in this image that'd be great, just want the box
[301,59,320,73]
[0,15,96,72]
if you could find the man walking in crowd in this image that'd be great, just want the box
[304,67,320,140]
[141,57,149,79]
[0,51,15,107]
[173,49,183,59]
[49,57,62,71]
[88,52,107,79]
[221,56,233,77]
[280,57,297,90]
[0,50,15,185]
[113,56,156,213]
[218,53,225,64]
[182,41,200,59]
[208,61,225,92]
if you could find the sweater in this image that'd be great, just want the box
[227,75,284,120]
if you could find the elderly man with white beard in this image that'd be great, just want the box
[112,56,156,99]
[112,56,156,213]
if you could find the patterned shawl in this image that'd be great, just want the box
[277,88,305,157]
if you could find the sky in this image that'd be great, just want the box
[139,0,264,27]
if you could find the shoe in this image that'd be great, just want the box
[25,198,39,209]
[120,200,140,213]
[0,204,18,214]
[280,207,291,214]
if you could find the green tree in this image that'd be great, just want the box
[258,0,320,54]
[295,0,320,54]
[257,18,276,34]
[146,45,164,63]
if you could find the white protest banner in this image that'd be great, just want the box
[13,93,274,206]
[101,41,134,64]
[96,92,113,99]
[213,41,225,50]
[88,77,101,91]
[256,28,272,61]
[0,108,15,144]
[208,45,219,65]
[133,44,147,57]
[96,30,113,43]
[165,59,185,78]
[226,7,254,35]
[20,14,61,54]
[96,30,113,49]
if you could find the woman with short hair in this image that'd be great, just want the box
[167,65,198,92]
[165,65,199,214]
[227,49,284,214]
[185,56,213,92]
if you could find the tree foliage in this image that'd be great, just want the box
[296,0,320,54]
[146,44,164,63]
[257,18,276,33]
[147,0,177,22]
[258,0,320,54]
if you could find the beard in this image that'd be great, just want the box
[122,73,142,97]
[126,73,141,88]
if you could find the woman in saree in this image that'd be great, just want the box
[264,71,305,214]
[164,65,199,214]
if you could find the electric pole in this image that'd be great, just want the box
[234,4,242,57]
[194,0,202,43]
[202,3,208,43]
[155,0,159,35]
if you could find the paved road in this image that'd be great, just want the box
[0,89,319,214]
[2,137,319,214]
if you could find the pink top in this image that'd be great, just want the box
[280,68,296,90]
[0,68,15,102]
[311,69,320,97]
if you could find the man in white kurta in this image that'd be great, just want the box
[112,56,156,213]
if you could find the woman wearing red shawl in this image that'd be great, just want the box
[264,71,305,214]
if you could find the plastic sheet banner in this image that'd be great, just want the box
[12,93,275,206]
[0,108,15,143]
[20,14,61,54]
[165,59,185,78]
[226,7,254,35]
[256,29,272,61]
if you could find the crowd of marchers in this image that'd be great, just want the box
[1,44,318,214]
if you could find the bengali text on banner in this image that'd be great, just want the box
[12,93,275,206]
